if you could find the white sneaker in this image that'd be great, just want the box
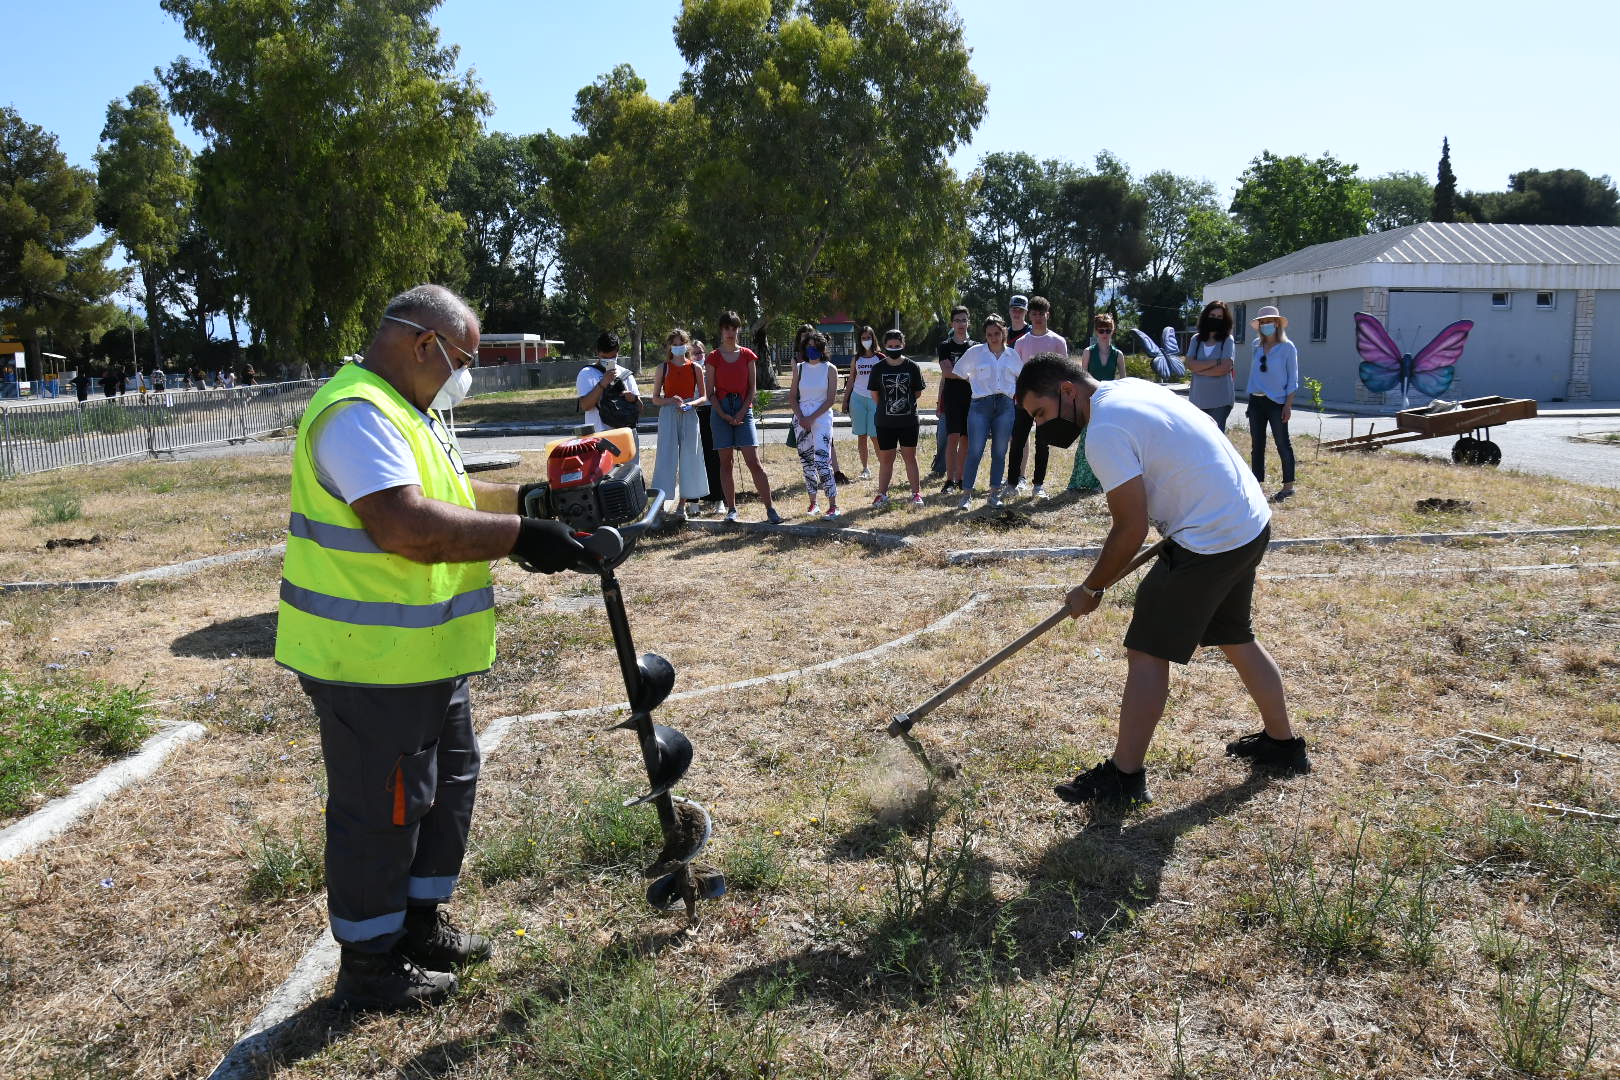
[910,493,925,507]
[684,499,701,516]
[988,491,1004,508]
[825,506,840,519]
[956,491,972,510]
[872,493,889,507]
[724,507,739,523]
[859,468,871,481]
[1013,479,1029,495]
[1032,485,1047,500]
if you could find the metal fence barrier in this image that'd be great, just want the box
[0,382,321,477]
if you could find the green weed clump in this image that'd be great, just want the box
[1253,820,1445,963]
[722,826,788,892]
[243,821,325,900]
[1493,952,1599,1075]
[30,491,82,525]
[505,957,782,1080]
[0,675,154,816]
[1474,808,1620,918]
[473,804,560,886]
[575,784,663,870]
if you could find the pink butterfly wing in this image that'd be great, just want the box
[1411,320,1474,373]
[1353,312,1402,370]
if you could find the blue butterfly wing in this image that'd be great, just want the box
[1358,360,1401,393]
[1410,366,1456,398]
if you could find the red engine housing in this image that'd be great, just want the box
[547,436,618,490]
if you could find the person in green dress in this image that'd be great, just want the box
[1068,313,1125,492]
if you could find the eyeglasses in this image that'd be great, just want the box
[384,315,476,367]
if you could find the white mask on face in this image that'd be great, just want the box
[430,340,473,410]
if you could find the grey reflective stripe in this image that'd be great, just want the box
[280,580,494,629]
[288,512,386,554]
[330,908,405,944]
[407,874,459,902]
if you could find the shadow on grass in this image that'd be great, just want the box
[170,611,277,659]
[716,770,1275,1009]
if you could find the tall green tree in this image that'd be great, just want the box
[160,0,489,364]
[1367,171,1432,232]
[1432,137,1457,222]
[1138,170,1219,281]
[1180,207,1247,297]
[550,0,985,379]
[965,151,1043,311]
[444,132,560,333]
[1229,151,1372,267]
[0,107,122,381]
[1470,168,1620,226]
[1049,156,1151,332]
[94,83,193,370]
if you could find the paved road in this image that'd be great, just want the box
[1287,412,1619,490]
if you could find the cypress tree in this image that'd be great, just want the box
[1432,137,1457,223]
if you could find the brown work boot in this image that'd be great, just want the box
[332,947,455,1012]
[398,905,491,970]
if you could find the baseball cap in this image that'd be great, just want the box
[1009,294,1029,310]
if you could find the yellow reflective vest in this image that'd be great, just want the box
[275,363,495,686]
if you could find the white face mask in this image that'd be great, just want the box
[670,344,688,356]
[430,341,472,410]
[861,337,874,349]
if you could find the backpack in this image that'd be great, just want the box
[592,363,641,429]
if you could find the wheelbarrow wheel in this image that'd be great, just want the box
[1451,437,1477,464]
[1475,439,1502,467]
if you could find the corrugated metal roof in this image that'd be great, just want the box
[1213,223,1620,287]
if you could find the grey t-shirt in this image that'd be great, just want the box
[1188,337,1235,408]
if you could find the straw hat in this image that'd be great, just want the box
[1250,305,1288,330]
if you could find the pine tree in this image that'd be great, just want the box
[1432,138,1457,223]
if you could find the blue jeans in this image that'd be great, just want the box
[963,394,1015,493]
[1246,396,1295,484]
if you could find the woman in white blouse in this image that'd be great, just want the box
[951,314,1024,510]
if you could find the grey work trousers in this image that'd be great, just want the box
[300,676,480,952]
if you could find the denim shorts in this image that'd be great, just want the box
[848,393,878,437]
[710,396,759,449]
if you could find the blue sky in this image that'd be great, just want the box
[8,0,1618,217]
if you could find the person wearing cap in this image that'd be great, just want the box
[1007,294,1032,345]
[1013,351,1309,807]
[275,284,586,1011]
[1246,305,1299,501]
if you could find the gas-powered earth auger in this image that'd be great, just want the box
[514,428,725,924]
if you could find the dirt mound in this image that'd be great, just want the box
[44,535,105,550]
[1415,497,1475,513]
[975,508,1036,530]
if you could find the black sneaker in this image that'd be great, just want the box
[333,947,455,1011]
[1225,731,1311,774]
[940,480,958,495]
[834,470,852,485]
[1054,759,1152,806]
[397,906,492,971]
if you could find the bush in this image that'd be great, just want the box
[0,676,154,816]
[30,492,82,525]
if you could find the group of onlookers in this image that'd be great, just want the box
[581,295,1303,520]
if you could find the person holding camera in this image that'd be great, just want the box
[276,285,585,1012]
[577,331,641,433]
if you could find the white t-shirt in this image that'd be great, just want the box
[575,362,640,431]
[310,400,463,504]
[850,354,880,401]
[952,342,1022,399]
[1083,379,1269,554]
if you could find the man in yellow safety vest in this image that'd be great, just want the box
[275,284,581,1010]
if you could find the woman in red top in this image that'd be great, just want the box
[704,310,781,524]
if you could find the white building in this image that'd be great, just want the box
[1204,223,1620,404]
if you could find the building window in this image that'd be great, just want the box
[1311,296,1328,341]
[1535,291,1555,309]
[1491,292,1511,310]
[1233,302,1247,343]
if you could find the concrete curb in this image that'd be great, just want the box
[1,544,287,593]
[946,524,1620,565]
[208,590,994,1073]
[682,516,915,551]
[0,720,206,863]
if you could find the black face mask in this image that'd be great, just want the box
[884,346,905,358]
[1038,391,1084,448]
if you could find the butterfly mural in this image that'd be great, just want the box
[1354,312,1474,405]
[1132,327,1186,380]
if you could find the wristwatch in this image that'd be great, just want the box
[1079,583,1105,600]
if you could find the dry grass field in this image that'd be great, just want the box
[0,431,1616,1079]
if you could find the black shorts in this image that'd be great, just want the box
[1123,525,1270,664]
[876,418,920,451]
[940,378,972,435]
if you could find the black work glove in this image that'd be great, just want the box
[517,482,547,517]
[510,517,584,574]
